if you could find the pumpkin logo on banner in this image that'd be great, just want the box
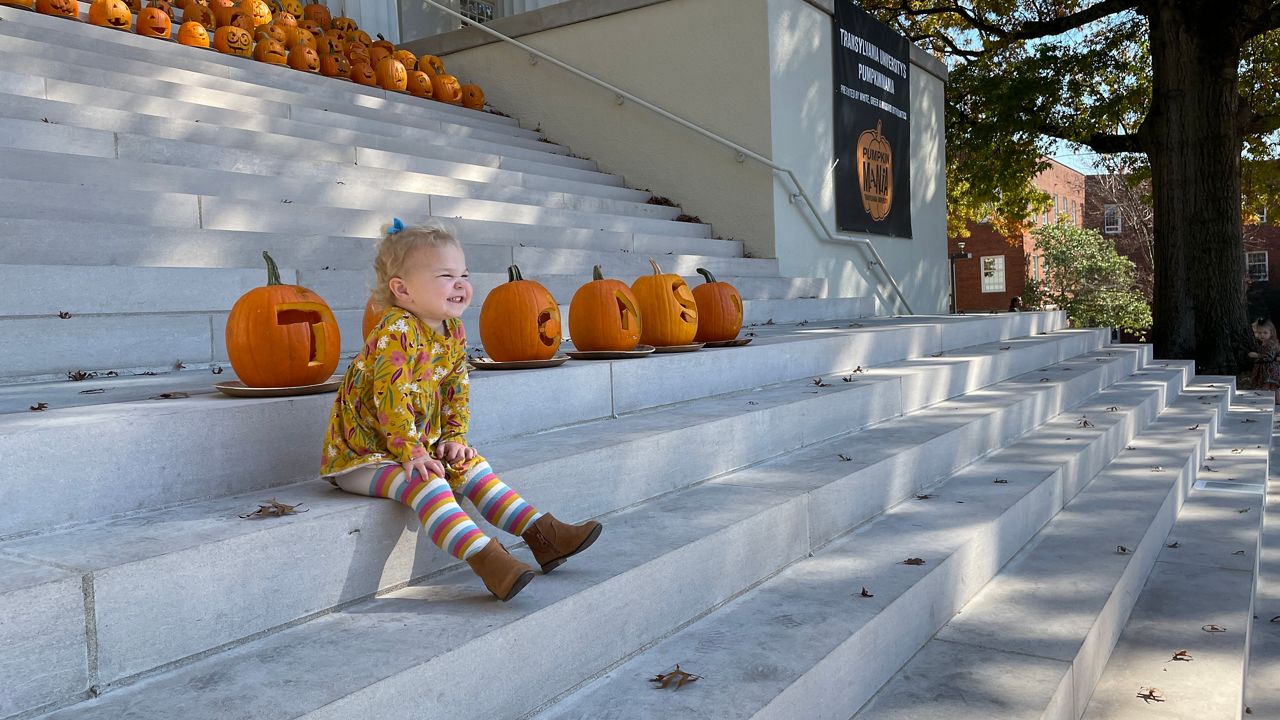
[856,119,893,222]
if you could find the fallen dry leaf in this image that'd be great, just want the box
[78,388,105,395]
[67,370,97,381]
[859,586,874,598]
[1188,424,1200,431]
[842,376,854,383]
[1171,650,1193,662]
[1137,687,1165,703]
[993,478,1009,484]
[1107,406,1120,412]
[1166,542,1180,549]
[649,664,700,690]
[901,557,926,566]
[174,360,186,370]
[1202,624,1227,633]
[1238,508,1251,514]
[1233,550,1247,556]
[915,494,934,500]
[837,454,852,462]
[149,392,190,400]
[57,311,72,319]
[812,378,829,387]
[1151,466,1164,472]
[1232,448,1245,454]
[1117,546,1131,554]
[239,499,308,519]
[1077,418,1094,428]
[999,346,1011,351]
[29,402,48,412]
[211,365,224,375]
[1039,377,1050,382]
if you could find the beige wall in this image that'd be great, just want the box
[411,0,779,256]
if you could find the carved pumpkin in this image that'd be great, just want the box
[287,43,318,71]
[182,2,216,31]
[461,83,484,110]
[0,0,36,10]
[298,19,322,39]
[36,0,78,19]
[318,32,342,55]
[691,268,743,342]
[148,0,175,20]
[329,14,355,31]
[213,3,248,28]
[431,73,463,104]
[856,119,894,221]
[214,24,252,55]
[208,0,233,15]
[323,27,345,48]
[569,265,642,352]
[344,40,368,64]
[136,7,172,37]
[479,265,562,362]
[393,49,416,70]
[375,57,406,91]
[277,0,301,16]
[125,0,142,12]
[318,51,349,77]
[226,251,341,388]
[368,45,390,67]
[291,26,315,50]
[256,22,286,45]
[361,295,382,341]
[242,0,271,29]
[89,0,133,30]
[270,10,297,45]
[347,28,369,45]
[632,258,698,346]
[253,35,287,63]
[419,54,444,76]
[348,61,376,86]
[406,69,433,98]
[177,20,211,46]
[302,1,329,28]
[371,32,393,52]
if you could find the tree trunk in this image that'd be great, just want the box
[1143,1,1251,374]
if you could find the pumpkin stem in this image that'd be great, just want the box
[696,268,719,285]
[508,265,524,282]
[262,251,284,286]
[377,32,386,41]
[648,258,662,275]
[592,265,604,281]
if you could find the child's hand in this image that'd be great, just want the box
[402,456,446,483]
[1250,351,1260,359]
[436,441,477,465]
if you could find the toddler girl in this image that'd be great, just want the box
[1248,317,1280,405]
[320,219,601,601]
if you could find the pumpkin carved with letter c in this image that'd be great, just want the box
[479,265,562,361]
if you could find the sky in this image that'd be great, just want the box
[1046,138,1108,175]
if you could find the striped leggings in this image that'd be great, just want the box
[333,455,542,561]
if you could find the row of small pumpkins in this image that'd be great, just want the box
[226,254,744,389]
[363,260,745,363]
[12,0,486,106]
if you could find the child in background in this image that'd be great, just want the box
[320,219,602,601]
[1248,317,1280,405]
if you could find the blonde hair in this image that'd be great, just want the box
[371,220,461,309]
[1253,317,1277,339]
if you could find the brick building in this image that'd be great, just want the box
[948,159,1085,313]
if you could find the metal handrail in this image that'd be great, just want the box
[419,0,914,314]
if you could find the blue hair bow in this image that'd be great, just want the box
[388,217,405,235]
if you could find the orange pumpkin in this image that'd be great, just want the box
[287,43,319,71]
[253,35,287,63]
[298,18,323,38]
[214,24,253,55]
[277,0,301,16]
[419,53,444,76]
[182,2,216,30]
[89,0,133,30]
[406,69,433,98]
[302,1,329,28]
[0,0,36,10]
[318,51,349,77]
[136,7,172,37]
[375,57,406,91]
[148,0,175,20]
[347,28,369,45]
[323,28,346,49]
[431,73,463,104]
[371,32,393,51]
[369,45,391,67]
[256,22,286,45]
[479,265,562,361]
[36,0,78,19]
[242,0,271,28]
[691,268,743,342]
[318,31,342,55]
[569,265,642,352]
[329,14,355,31]
[361,295,383,341]
[226,251,341,388]
[461,83,484,110]
[270,10,298,45]
[291,26,315,50]
[177,20,211,46]
[348,61,376,86]
[393,49,416,71]
[632,258,698,346]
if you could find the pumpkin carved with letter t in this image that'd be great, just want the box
[226,251,341,388]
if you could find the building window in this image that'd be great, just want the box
[1103,205,1121,234]
[460,0,495,23]
[1071,199,1078,225]
[981,256,1006,293]
[1248,251,1269,281]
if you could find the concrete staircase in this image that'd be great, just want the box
[0,7,1277,720]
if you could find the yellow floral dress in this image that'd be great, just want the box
[321,306,472,487]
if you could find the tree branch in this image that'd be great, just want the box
[875,0,1142,46]
[1040,121,1145,154]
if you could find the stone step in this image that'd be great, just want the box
[534,362,1198,720]
[1245,408,1280,717]
[0,265,821,318]
[853,384,1264,720]
[0,296,873,381]
[0,176,711,239]
[0,43,590,174]
[1081,403,1271,720]
[0,218,746,271]
[0,131,660,216]
[0,314,1074,538]
[0,5,533,140]
[5,343,1142,719]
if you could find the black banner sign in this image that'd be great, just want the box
[833,1,912,238]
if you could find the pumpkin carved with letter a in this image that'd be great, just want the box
[691,268,742,342]
[479,265,562,361]
[89,0,133,30]
[569,265,642,352]
[632,258,698,346]
[226,251,340,388]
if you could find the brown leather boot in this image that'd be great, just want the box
[465,540,536,601]
[521,513,602,573]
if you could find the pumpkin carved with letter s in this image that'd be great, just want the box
[226,251,341,388]
[632,258,698,346]
[479,265,562,361]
